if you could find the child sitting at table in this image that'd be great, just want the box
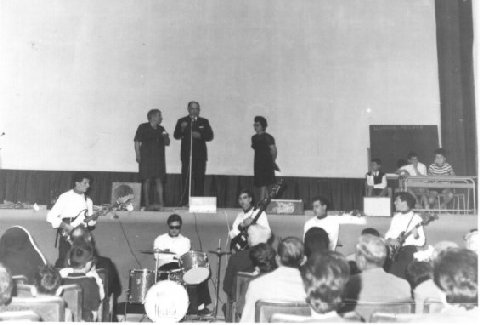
[366,158,388,197]
[427,148,455,209]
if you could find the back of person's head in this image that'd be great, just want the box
[433,248,477,309]
[68,242,94,269]
[249,243,277,273]
[300,251,350,314]
[304,228,329,258]
[247,224,271,246]
[405,261,433,290]
[0,263,13,306]
[70,226,95,247]
[167,214,182,226]
[34,265,61,296]
[395,192,416,210]
[361,227,380,237]
[277,237,305,268]
[432,241,459,262]
[355,234,387,269]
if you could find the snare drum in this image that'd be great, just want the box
[180,250,209,285]
[144,280,189,322]
[128,269,155,303]
[157,262,184,284]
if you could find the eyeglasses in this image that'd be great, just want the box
[169,225,181,230]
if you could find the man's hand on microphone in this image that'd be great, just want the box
[192,131,201,139]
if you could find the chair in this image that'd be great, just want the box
[370,312,421,322]
[255,300,311,323]
[11,275,28,286]
[0,310,41,322]
[96,267,113,322]
[342,299,414,322]
[10,296,65,322]
[63,275,102,322]
[231,271,259,322]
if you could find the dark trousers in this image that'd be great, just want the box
[387,245,418,279]
[186,279,212,313]
[181,159,206,205]
[55,234,71,268]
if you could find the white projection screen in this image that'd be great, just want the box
[0,0,440,178]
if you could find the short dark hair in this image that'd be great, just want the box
[277,237,305,268]
[34,265,61,295]
[434,148,447,157]
[238,189,255,206]
[304,228,330,258]
[300,251,350,314]
[361,227,380,237]
[167,214,182,226]
[249,243,277,273]
[407,151,418,159]
[311,196,330,210]
[395,192,417,209]
[397,158,408,169]
[371,158,382,165]
[71,172,92,187]
[187,101,200,109]
[147,109,161,121]
[434,248,477,308]
[254,116,267,130]
[405,261,432,290]
[0,263,12,306]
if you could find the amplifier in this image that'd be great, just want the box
[266,199,304,215]
[189,197,217,213]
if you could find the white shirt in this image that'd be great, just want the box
[229,208,271,239]
[366,172,387,189]
[400,163,427,176]
[240,267,306,323]
[384,211,425,246]
[46,189,94,229]
[153,233,191,265]
[304,215,340,250]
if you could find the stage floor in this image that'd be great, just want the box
[0,208,477,317]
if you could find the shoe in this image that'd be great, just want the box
[197,307,211,316]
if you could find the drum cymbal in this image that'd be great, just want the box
[208,250,232,256]
[140,249,176,255]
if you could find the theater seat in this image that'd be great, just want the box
[231,271,259,322]
[63,276,102,321]
[254,300,311,323]
[10,296,65,322]
[370,312,421,322]
[341,299,414,322]
[0,309,40,322]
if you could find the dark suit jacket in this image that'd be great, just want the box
[174,116,214,162]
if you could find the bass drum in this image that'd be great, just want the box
[180,250,209,285]
[144,280,189,323]
[128,269,155,303]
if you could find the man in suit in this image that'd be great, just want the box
[174,101,214,205]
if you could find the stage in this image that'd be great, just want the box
[0,208,476,316]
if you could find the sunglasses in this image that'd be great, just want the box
[169,225,181,230]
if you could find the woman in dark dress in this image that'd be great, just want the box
[134,109,170,209]
[251,116,278,200]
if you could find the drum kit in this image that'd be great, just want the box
[127,249,211,322]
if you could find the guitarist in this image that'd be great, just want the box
[229,189,271,248]
[46,172,96,267]
[384,192,425,279]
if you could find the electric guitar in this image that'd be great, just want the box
[230,179,286,252]
[388,212,438,261]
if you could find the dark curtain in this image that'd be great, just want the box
[0,169,366,210]
[435,0,477,176]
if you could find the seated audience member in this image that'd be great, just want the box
[60,242,104,321]
[418,248,478,322]
[344,234,411,321]
[431,241,459,262]
[249,243,277,274]
[347,228,381,274]
[223,224,271,301]
[361,227,380,237]
[304,227,330,259]
[304,196,339,251]
[405,261,445,313]
[464,229,479,255]
[400,152,429,208]
[366,158,388,197]
[395,159,409,175]
[240,237,307,323]
[0,226,47,284]
[274,251,356,322]
[427,148,455,209]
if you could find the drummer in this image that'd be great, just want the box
[153,214,212,315]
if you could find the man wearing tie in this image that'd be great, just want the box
[174,101,214,205]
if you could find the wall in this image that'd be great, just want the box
[0,0,440,177]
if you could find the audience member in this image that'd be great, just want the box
[0,226,47,284]
[464,229,478,255]
[33,265,62,296]
[405,261,445,313]
[400,152,427,207]
[366,158,388,197]
[427,148,455,209]
[347,228,381,275]
[240,237,306,323]
[304,196,339,250]
[249,243,277,274]
[343,234,411,321]
[304,227,330,259]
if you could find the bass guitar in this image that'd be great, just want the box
[388,212,438,262]
[230,179,286,252]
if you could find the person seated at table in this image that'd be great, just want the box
[427,148,456,209]
[400,152,428,208]
[366,158,388,197]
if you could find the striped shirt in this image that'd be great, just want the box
[428,163,454,176]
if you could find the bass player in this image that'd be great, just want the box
[46,172,96,267]
[384,192,425,279]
